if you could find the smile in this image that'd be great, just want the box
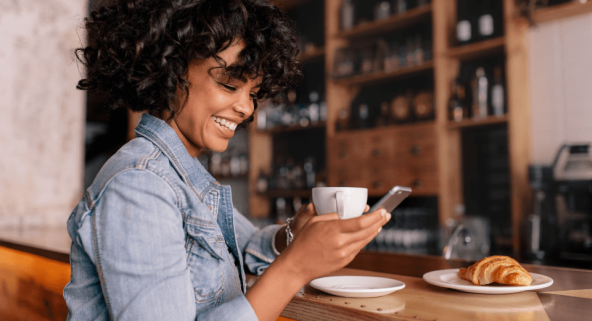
[211,116,237,131]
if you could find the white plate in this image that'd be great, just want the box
[423,269,554,294]
[309,276,405,298]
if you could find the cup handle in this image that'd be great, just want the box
[335,191,345,219]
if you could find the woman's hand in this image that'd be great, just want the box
[275,203,320,252]
[278,207,390,285]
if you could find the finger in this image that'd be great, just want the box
[338,209,387,233]
[340,228,383,265]
[364,204,370,213]
[343,213,388,244]
[344,225,383,257]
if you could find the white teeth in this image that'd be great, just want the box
[211,116,236,131]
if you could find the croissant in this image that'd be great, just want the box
[458,255,532,286]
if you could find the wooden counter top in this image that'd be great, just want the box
[2,228,591,320]
[0,227,71,263]
[268,251,592,321]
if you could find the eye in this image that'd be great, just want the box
[220,83,237,92]
[250,92,258,100]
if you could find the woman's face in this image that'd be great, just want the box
[168,41,260,157]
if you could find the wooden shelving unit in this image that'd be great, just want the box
[446,115,508,130]
[333,61,434,87]
[337,4,432,39]
[298,46,325,65]
[249,0,532,255]
[447,37,505,60]
[532,1,592,24]
[257,122,326,135]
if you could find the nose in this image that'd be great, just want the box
[233,91,254,120]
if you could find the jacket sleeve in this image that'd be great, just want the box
[92,169,258,321]
[232,208,283,275]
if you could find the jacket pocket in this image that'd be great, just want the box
[186,227,225,311]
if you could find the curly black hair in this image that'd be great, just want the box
[76,0,302,124]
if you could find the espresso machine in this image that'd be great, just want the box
[527,144,592,267]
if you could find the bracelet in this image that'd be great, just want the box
[286,217,294,247]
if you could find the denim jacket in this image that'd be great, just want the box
[64,114,281,321]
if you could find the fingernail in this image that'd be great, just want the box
[378,227,382,233]
[380,209,387,217]
[386,213,392,221]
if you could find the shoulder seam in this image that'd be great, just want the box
[88,167,181,210]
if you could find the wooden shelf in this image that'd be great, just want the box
[333,61,434,87]
[260,190,312,199]
[337,4,432,39]
[258,122,326,135]
[448,37,505,61]
[298,46,325,65]
[333,121,436,137]
[533,1,592,24]
[446,115,509,130]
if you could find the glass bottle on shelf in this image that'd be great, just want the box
[491,65,505,117]
[341,0,355,31]
[256,106,267,131]
[413,34,424,65]
[471,67,489,119]
[375,101,392,127]
[393,0,407,15]
[292,163,305,190]
[230,151,241,177]
[336,108,350,131]
[239,153,249,176]
[456,0,472,44]
[384,41,400,72]
[374,1,391,20]
[449,78,465,122]
[308,91,320,123]
[256,169,268,193]
[276,197,288,223]
[478,0,495,40]
[303,156,316,189]
[405,37,415,67]
[357,103,370,129]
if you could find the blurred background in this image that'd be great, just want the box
[1,0,592,271]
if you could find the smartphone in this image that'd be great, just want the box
[368,186,412,214]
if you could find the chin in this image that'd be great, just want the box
[205,140,230,153]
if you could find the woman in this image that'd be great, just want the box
[64,0,390,320]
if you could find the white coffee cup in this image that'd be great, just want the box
[312,187,368,220]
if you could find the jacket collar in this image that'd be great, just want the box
[134,113,217,199]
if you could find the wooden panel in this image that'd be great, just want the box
[249,117,272,218]
[432,0,463,226]
[504,0,532,257]
[447,115,508,129]
[533,1,592,24]
[447,37,505,61]
[332,62,434,87]
[0,246,70,321]
[337,4,433,39]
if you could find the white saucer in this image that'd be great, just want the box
[309,276,405,298]
[422,269,554,294]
